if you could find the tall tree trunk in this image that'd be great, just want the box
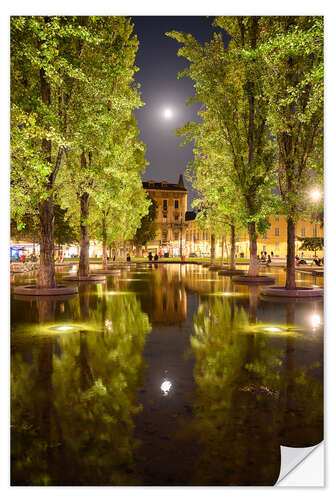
[102,217,107,268]
[37,65,56,288]
[37,198,56,288]
[210,233,216,264]
[221,235,225,264]
[135,244,142,258]
[78,192,90,277]
[248,221,259,277]
[230,224,236,270]
[285,216,296,289]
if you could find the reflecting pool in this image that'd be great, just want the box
[11,264,323,485]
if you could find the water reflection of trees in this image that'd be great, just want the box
[11,292,151,485]
[181,297,323,485]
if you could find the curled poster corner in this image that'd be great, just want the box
[276,442,324,486]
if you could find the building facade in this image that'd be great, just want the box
[144,177,324,259]
[142,175,188,256]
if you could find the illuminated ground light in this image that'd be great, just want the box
[118,278,146,282]
[245,324,301,337]
[161,380,172,396]
[48,325,79,333]
[203,292,244,297]
[263,327,282,333]
[107,290,134,295]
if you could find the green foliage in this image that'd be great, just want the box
[11,205,79,244]
[132,195,158,247]
[167,17,278,262]
[297,236,324,252]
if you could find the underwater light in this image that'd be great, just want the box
[49,325,77,332]
[161,380,172,396]
[311,314,321,329]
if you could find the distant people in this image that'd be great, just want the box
[158,250,163,258]
[154,254,159,261]
[271,251,274,257]
[113,255,116,262]
[148,252,153,261]
[267,255,271,265]
[59,254,63,263]
[264,251,267,257]
[126,253,131,262]
[20,254,26,263]
[313,257,321,267]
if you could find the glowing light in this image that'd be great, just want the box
[49,325,77,332]
[161,380,172,395]
[311,314,321,329]
[310,189,321,202]
[163,108,173,119]
[264,327,282,333]
[105,320,113,331]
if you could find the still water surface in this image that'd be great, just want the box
[11,264,323,485]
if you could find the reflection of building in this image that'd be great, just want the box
[139,265,187,325]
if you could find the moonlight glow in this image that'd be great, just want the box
[163,108,173,119]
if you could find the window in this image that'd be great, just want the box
[174,200,179,209]
[275,242,280,250]
[301,227,306,237]
[313,226,318,237]
[275,216,280,221]
[174,231,179,240]
[162,231,168,241]
[274,227,280,236]
[163,199,168,210]
[174,214,179,221]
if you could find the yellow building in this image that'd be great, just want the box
[142,175,188,256]
[144,178,324,259]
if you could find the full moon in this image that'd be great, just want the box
[163,108,173,119]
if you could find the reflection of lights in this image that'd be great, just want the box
[161,380,172,395]
[311,314,321,329]
[264,327,282,333]
[105,320,113,331]
[107,291,133,295]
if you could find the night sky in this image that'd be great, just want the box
[132,16,220,207]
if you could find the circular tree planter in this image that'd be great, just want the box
[13,293,78,302]
[232,275,275,284]
[13,284,78,296]
[62,275,106,282]
[208,265,224,271]
[218,269,246,276]
[92,269,121,275]
[261,286,323,298]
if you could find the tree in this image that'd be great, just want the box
[11,205,78,247]
[57,18,148,276]
[168,17,277,277]
[132,195,158,257]
[297,236,324,255]
[11,16,100,287]
[257,16,324,288]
